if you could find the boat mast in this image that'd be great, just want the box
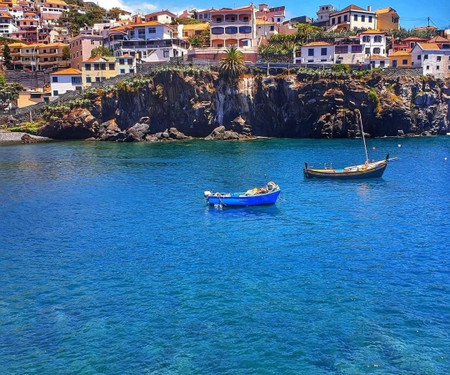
[357,110,369,163]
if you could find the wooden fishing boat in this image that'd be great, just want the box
[204,181,281,207]
[304,154,389,179]
[304,110,390,180]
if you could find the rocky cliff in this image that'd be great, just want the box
[36,68,450,141]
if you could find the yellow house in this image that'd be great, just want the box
[81,56,117,87]
[389,51,412,68]
[375,7,400,31]
[182,23,209,40]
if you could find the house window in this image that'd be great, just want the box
[120,69,125,74]
[417,55,421,60]
[53,90,58,96]
[424,54,428,60]
[239,26,251,34]
[109,63,115,70]
[52,76,58,82]
[95,77,101,82]
[148,27,156,33]
[243,17,249,22]
[337,16,341,24]
[374,36,382,43]
[373,47,380,54]
[344,15,347,22]
[361,15,365,22]
[332,18,335,25]
[354,15,358,21]
[71,76,81,85]
[321,47,327,56]
[436,65,440,70]
[85,64,91,70]
[130,69,134,74]
[363,36,370,42]
[437,56,441,61]
[225,26,238,34]
[365,48,370,54]
[426,65,429,70]
[335,46,348,54]
[211,27,224,35]
[308,48,314,56]
[402,59,408,65]
[351,45,363,53]
[86,77,91,83]
[368,16,372,23]
[163,50,169,58]
[119,59,124,64]
[128,59,133,64]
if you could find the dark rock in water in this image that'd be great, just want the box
[205,125,250,140]
[143,128,189,142]
[167,127,189,140]
[21,134,38,143]
[126,122,150,142]
[139,116,150,124]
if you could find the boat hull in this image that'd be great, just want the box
[304,161,387,179]
[207,190,280,206]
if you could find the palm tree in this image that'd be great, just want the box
[219,46,246,83]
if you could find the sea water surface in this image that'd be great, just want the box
[0,137,449,374]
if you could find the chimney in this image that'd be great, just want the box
[367,5,372,11]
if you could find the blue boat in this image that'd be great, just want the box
[204,181,281,207]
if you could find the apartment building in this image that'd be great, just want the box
[81,56,117,87]
[329,5,377,31]
[105,21,188,63]
[69,33,103,70]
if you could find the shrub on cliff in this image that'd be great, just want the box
[331,64,351,73]
[368,88,381,113]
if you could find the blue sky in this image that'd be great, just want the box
[97,0,450,29]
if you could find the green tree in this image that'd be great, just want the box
[62,46,70,61]
[90,46,113,58]
[108,7,124,21]
[3,43,11,69]
[219,46,246,83]
[0,78,22,109]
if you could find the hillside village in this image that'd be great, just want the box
[0,0,449,111]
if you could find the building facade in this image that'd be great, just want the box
[329,5,377,31]
[50,67,82,99]
[69,34,103,70]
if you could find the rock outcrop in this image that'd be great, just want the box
[35,70,449,141]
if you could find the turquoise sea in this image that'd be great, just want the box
[0,137,449,374]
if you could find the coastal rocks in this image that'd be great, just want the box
[33,70,449,141]
[145,127,190,142]
[21,133,38,143]
[40,108,98,139]
[205,125,252,141]
[126,122,150,141]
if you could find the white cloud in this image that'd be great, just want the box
[94,0,158,13]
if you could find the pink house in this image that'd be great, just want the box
[69,34,103,70]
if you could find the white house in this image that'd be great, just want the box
[117,53,136,74]
[360,30,387,58]
[329,4,377,31]
[144,10,177,24]
[411,42,450,78]
[296,41,334,65]
[105,21,188,63]
[0,12,17,38]
[50,68,82,99]
[334,37,365,64]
